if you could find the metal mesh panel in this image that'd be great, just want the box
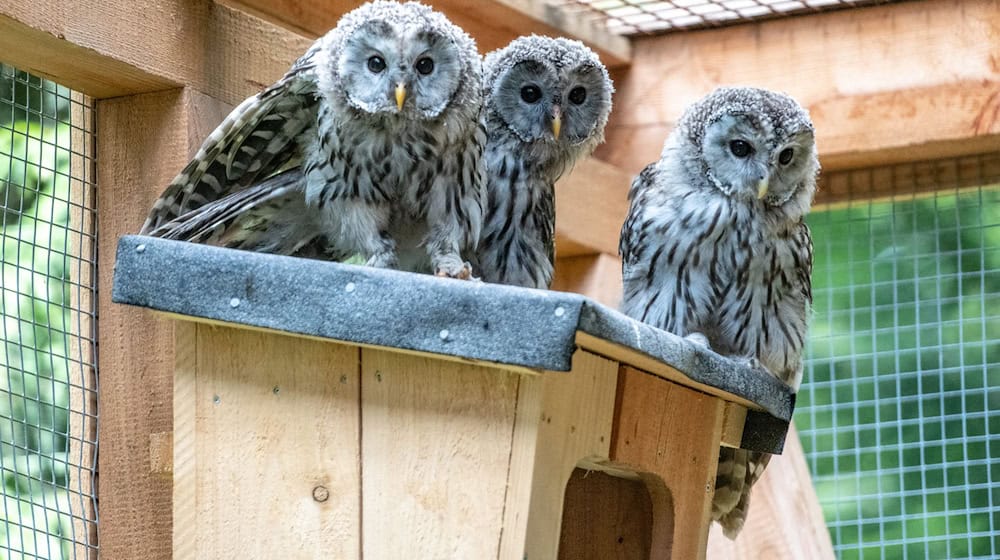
[1,65,98,558]
[554,0,896,34]
[796,155,999,559]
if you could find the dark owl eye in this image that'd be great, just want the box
[520,85,542,104]
[729,140,752,158]
[367,56,386,73]
[778,147,794,165]
[415,57,434,75]
[568,86,587,105]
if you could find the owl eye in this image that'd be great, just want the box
[729,140,752,158]
[520,85,542,104]
[778,147,794,165]
[367,56,386,73]
[415,57,435,75]
[568,86,587,105]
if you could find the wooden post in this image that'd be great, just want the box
[96,88,231,559]
[67,90,98,560]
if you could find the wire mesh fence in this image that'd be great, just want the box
[553,0,894,34]
[1,64,98,559]
[796,155,1000,559]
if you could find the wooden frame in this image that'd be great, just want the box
[2,0,995,558]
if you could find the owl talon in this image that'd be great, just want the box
[685,332,710,348]
[435,261,473,280]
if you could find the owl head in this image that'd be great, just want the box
[484,36,613,159]
[318,1,482,120]
[675,87,819,216]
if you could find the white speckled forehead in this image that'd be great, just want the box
[323,1,479,69]
[483,35,609,90]
[679,86,814,147]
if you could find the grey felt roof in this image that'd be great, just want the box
[113,235,794,452]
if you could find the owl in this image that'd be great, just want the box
[618,87,818,538]
[473,36,613,289]
[141,1,487,278]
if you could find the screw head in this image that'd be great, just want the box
[312,485,330,502]
[135,244,146,253]
[554,306,565,317]
[345,282,356,293]
[229,297,241,308]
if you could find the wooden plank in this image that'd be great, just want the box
[67,90,98,560]
[499,350,619,559]
[575,331,766,415]
[221,0,631,67]
[816,151,1000,206]
[552,253,623,308]
[171,322,198,560]
[185,324,361,558]
[707,424,835,560]
[96,88,230,560]
[555,158,631,258]
[360,348,521,559]
[0,0,310,101]
[611,366,728,560]
[599,0,1000,175]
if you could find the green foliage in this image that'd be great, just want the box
[796,187,1000,559]
[1,65,73,560]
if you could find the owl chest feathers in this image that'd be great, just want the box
[477,143,556,288]
[623,172,810,387]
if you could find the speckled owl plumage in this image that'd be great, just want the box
[142,1,487,277]
[474,35,613,288]
[619,86,818,538]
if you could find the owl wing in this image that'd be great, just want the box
[147,168,303,244]
[140,45,323,233]
[618,162,660,269]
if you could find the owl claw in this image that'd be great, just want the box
[435,261,473,280]
[685,332,710,348]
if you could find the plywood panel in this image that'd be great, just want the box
[184,325,361,559]
[360,348,521,559]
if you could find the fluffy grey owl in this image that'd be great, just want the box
[474,36,613,288]
[619,87,818,538]
[141,1,486,278]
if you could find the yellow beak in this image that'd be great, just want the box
[756,178,769,200]
[551,105,562,140]
[395,83,406,111]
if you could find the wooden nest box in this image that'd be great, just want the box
[112,235,793,560]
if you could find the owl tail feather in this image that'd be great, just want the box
[712,447,771,539]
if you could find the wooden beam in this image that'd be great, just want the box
[97,88,232,559]
[221,0,632,67]
[599,0,1000,175]
[555,157,631,257]
[552,253,622,308]
[816,150,1000,206]
[0,0,310,101]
